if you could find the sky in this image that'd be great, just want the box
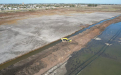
[0,0,121,4]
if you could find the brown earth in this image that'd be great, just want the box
[0,15,121,75]
[1,5,121,25]
[0,9,77,25]
[0,8,103,25]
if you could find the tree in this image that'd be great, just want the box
[70,4,75,7]
[88,4,98,7]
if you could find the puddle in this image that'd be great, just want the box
[65,22,121,75]
[0,15,120,70]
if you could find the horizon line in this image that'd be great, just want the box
[0,3,121,4]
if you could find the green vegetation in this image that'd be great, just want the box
[0,4,121,13]
[88,4,98,7]
[55,5,59,7]
[29,9,35,12]
[70,4,75,7]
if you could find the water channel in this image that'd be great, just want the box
[0,15,120,71]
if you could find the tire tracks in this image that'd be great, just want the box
[68,25,121,75]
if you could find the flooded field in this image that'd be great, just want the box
[65,22,121,75]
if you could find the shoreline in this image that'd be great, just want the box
[0,11,119,65]
[0,14,118,70]
[0,15,121,75]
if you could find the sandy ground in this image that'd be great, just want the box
[0,12,120,64]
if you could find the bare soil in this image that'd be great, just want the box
[0,15,121,75]
[0,8,91,25]
[1,6,121,25]
[0,8,119,65]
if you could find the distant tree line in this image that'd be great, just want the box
[88,4,98,7]
[69,4,75,7]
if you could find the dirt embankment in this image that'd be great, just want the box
[0,16,121,75]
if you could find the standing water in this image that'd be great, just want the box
[65,22,121,75]
[0,15,120,71]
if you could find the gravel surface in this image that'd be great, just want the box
[0,12,120,64]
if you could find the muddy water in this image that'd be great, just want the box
[0,15,119,70]
[65,22,121,75]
